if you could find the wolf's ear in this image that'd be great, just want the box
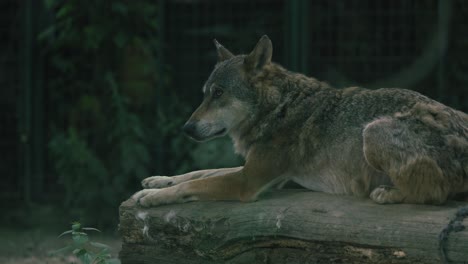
[214,39,234,62]
[245,35,272,71]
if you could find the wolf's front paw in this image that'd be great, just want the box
[141,176,175,189]
[370,185,404,204]
[132,189,169,207]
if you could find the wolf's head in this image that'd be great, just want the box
[183,35,273,142]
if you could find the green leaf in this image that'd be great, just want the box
[48,245,73,256]
[72,233,89,245]
[111,2,128,16]
[44,0,57,9]
[58,230,73,237]
[72,222,81,231]
[51,55,73,72]
[82,227,102,233]
[90,241,110,249]
[84,26,103,50]
[56,5,72,19]
[113,32,127,48]
[38,25,55,41]
[78,252,93,264]
[93,248,111,261]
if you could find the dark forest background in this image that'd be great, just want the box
[1,0,467,230]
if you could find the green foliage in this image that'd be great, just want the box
[40,0,242,227]
[191,137,243,171]
[40,0,161,227]
[50,222,120,264]
[49,128,109,208]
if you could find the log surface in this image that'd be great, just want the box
[119,190,468,264]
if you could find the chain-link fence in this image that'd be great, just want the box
[2,0,467,208]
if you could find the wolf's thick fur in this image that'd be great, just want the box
[133,36,468,207]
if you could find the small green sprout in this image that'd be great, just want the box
[50,221,120,264]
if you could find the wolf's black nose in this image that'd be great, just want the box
[182,122,197,136]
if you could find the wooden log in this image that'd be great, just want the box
[119,190,468,264]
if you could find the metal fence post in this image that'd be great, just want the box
[19,0,33,204]
[437,0,451,107]
[155,0,165,173]
[19,0,46,203]
[285,0,309,74]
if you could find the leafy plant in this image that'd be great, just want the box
[40,0,159,227]
[40,0,242,228]
[50,222,120,264]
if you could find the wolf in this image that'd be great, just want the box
[133,35,468,207]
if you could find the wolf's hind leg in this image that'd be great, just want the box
[363,118,451,204]
[142,167,243,189]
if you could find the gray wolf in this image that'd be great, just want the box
[133,35,468,207]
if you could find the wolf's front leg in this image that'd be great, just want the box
[133,169,247,206]
[134,151,284,207]
[141,167,243,189]
[133,146,285,207]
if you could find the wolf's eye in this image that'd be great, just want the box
[213,88,224,99]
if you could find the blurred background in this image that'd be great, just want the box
[1,0,467,261]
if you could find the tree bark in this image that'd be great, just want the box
[119,190,468,264]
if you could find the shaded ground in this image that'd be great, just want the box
[0,200,122,263]
[0,227,121,264]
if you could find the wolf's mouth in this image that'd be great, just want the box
[213,128,227,136]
